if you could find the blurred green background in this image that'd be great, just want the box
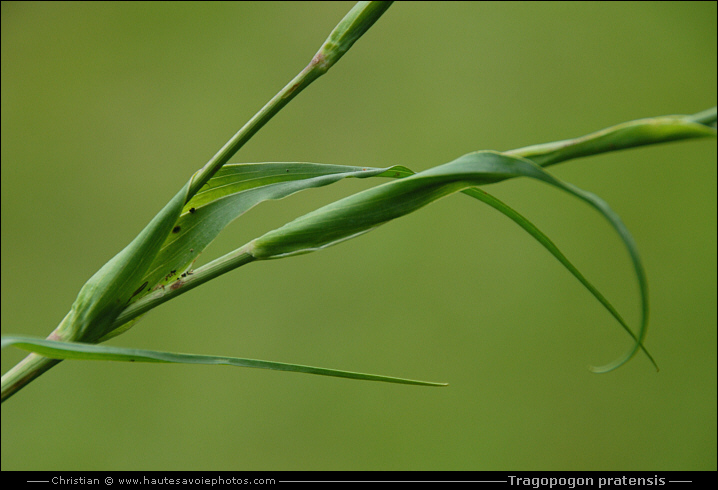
[2,1,716,471]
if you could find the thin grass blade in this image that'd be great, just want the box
[0,336,446,387]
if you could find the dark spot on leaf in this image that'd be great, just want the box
[131,281,149,298]
[189,207,196,214]
[172,226,181,233]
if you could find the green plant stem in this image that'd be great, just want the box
[0,1,393,403]
[505,108,716,168]
[1,326,67,402]
[185,63,321,200]
[0,355,62,403]
[185,1,392,202]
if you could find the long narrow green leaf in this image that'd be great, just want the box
[0,336,445,387]
[458,187,656,370]
[365,169,655,369]
[246,151,654,372]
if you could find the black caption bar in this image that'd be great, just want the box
[1,471,713,487]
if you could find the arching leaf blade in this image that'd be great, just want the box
[459,187,657,370]
[247,151,654,371]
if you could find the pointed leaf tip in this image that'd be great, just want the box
[1,336,446,387]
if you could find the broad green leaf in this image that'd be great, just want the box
[0,336,446,387]
[247,151,654,372]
